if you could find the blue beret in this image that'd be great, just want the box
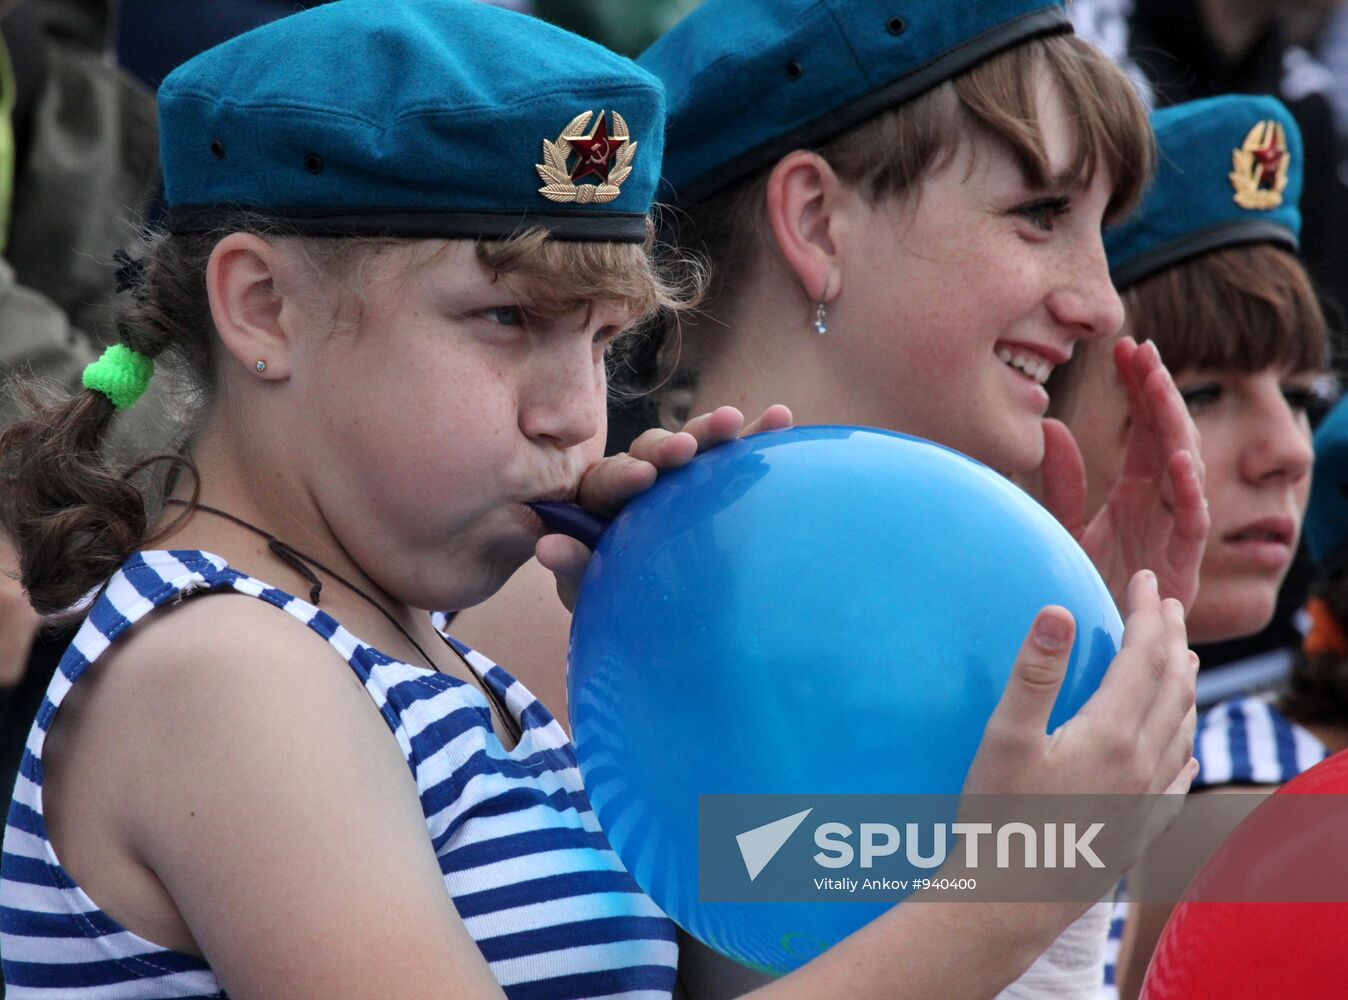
[158,0,664,242]
[1306,394,1348,568]
[1106,95,1303,289]
[639,0,1069,204]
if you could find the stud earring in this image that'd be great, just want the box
[255,360,267,373]
[813,302,828,336]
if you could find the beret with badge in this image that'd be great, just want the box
[1105,94,1303,290]
[638,0,1072,204]
[157,0,664,242]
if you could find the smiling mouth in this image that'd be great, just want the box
[997,347,1054,385]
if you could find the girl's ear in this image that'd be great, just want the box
[206,233,298,380]
[765,150,848,304]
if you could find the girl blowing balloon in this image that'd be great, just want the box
[0,1,1195,998]
[0,3,738,996]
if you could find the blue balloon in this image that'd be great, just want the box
[568,426,1121,975]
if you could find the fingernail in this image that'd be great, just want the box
[1034,614,1070,651]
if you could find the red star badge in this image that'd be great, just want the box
[569,113,626,184]
[1251,132,1286,190]
[1231,120,1290,210]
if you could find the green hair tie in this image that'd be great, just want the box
[83,344,155,410]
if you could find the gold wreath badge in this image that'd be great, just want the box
[1229,120,1290,211]
[537,110,637,205]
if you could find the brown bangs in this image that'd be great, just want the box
[1125,243,1328,375]
[954,34,1153,222]
[822,33,1153,222]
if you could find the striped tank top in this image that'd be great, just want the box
[0,550,678,998]
[1101,695,1329,996]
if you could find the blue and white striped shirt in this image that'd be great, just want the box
[0,550,678,998]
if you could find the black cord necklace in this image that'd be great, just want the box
[163,498,523,744]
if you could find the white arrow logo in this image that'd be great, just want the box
[736,808,813,881]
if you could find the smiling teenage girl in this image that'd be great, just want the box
[636,4,1204,996]
[639,0,1209,602]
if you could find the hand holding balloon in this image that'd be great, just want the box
[966,573,1198,804]
[536,404,792,608]
[964,577,1198,946]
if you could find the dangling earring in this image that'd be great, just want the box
[255,360,268,373]
[813,302,828,336]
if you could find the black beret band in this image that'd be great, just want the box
[166,205,652,243]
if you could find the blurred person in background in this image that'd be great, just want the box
[116,0,307,88]
[480,0,704,59]
[1310,1,1348,140]
[1093,394,1348,1000]
[1071,0,1347,699]
[1036,94,1332,997]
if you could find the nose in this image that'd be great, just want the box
[1046,241,1125,341]
[518,341,605,450]
[1240,383,1314,486]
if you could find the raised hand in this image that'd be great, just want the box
[1040,338,1208,611]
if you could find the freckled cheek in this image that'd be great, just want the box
[901,334,987,385]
